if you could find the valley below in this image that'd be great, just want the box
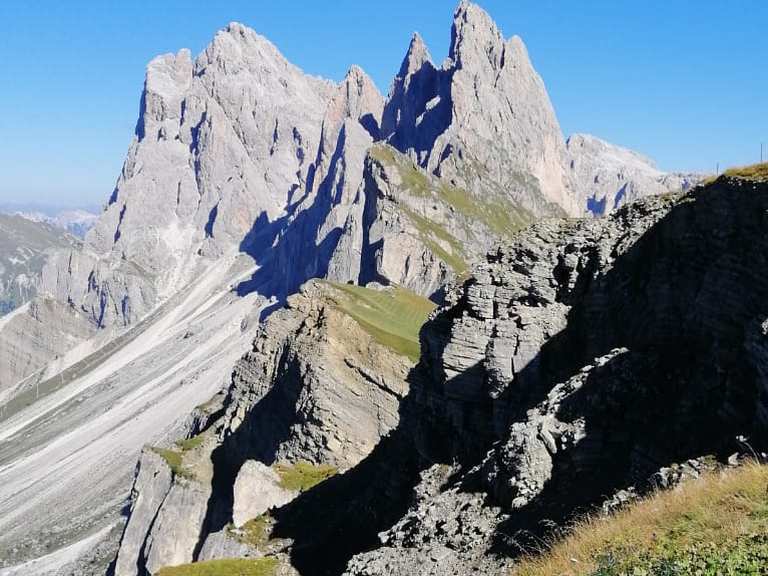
[0,2,765,576]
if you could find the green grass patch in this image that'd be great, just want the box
[273,461,338,492]
[228,514,273,548]
[437,180,532,237]
[512,463,768,576]
[369,143,532,239]
[175,434,205,452]
[325,281,437,361]
[724,162,768,182]
[400,207,468,274]
[149,447,192,480]
[155,557,278,576]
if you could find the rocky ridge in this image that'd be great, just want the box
[345,174,768,574]
[113,280,431,575]
[114,176,768,576]
[383,1,580,218]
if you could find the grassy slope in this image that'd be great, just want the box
[724,162,768,182]
[369,144,532,273]
[512,463,768,576]
[274,461,338,492]
[702,162,768,186]
[155,558,278,576]
[324,281,436,362]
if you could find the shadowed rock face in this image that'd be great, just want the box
[342,176,768,574]
[112,281,418,575]
[115,177,768,576]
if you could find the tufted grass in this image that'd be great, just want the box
[227,514,274,549]
[325,281,437,361]
[724,162,768,182]
[511,462,768,576]
[149,446,193,480]
[155,557,278,576]
[273,461,338,492]
[175,433,205,452]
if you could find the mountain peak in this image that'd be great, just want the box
[398,32,433,79]
[449,1,505,70]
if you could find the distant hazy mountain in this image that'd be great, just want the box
[0,213,79,316]
[1,206,99,238]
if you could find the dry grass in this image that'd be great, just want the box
[155,557,278,576]
[228,514,273,548]
[273,461,338,492]
[724,162,768,182]
[149,446,193,480]
[512,463,768,576]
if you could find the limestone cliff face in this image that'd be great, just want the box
[382,1,580,218]
[567,133,703,215]
[0,25,341,392]
[355,143,534,297]
[113,280,419,574]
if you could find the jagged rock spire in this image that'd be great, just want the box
[398,32,433,80]
[449,0,505,70]
[380,1,580,217]
[381,32,445,158]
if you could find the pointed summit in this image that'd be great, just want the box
[381,32,445,153]
[449,1,505,70]
[319,65,383,158]
[398,32,433,79]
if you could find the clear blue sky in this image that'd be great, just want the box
[1,1,766,208]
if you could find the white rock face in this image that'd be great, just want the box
[0,23,337,392]
[382,1,580,217]
[567,133,703,215]
[113,450,173,576]
[232,461,297,527]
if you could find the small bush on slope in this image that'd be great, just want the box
[512,463,768,576]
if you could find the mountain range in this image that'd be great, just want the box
[4,4,758,576]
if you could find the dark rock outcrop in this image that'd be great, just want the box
[345,175,768,574]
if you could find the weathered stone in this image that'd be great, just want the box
[232,461,296,528]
